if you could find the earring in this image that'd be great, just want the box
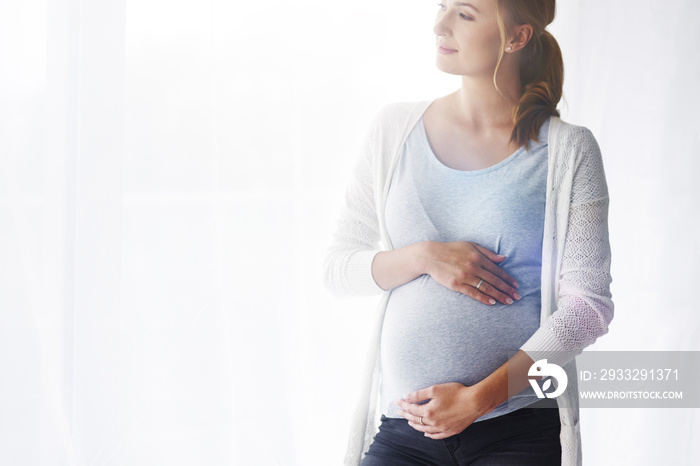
[506,45,513,52]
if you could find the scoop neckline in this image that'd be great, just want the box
[418,116,549,176]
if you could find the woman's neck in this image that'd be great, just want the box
[447,72,522,131]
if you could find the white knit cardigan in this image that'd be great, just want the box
[324,100,614,466]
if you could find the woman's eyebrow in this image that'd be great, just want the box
[454,2,480,13]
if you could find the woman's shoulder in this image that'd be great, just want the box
[551,116,608,200]
[551,116,600,149]
[374,99,431,118]
[367,100,432,132]
[549,116,604,174]
[359,100,432,162]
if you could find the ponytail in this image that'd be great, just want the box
[495,0,564,150]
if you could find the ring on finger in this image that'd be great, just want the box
[420,416,425,426]
[476,279,484,290]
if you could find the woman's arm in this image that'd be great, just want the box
[520,127,614,367]
[323,109,385,298]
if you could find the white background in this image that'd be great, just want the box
[1,0,699,464]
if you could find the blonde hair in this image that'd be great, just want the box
[493,0,563,150]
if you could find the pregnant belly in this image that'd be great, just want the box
[380,274,541,399]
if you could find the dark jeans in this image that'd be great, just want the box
[361,399,561,466]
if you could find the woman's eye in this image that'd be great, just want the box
[436,2,446,10]
[459,12,474,20]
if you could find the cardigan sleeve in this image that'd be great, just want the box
[521,127,614,367]
[323,110,387,298]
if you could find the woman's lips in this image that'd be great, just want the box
[437,44,458,54]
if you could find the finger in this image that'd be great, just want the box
[472,244,507,263]
[479,277,520,305]
[401,387,433,404]
[479,257,519,290]
[478,268,520,299]
[396,399,429,417]
[425,431,452,440]
[455,283,497,306]
[399,410,433,427]
[407,421,442,434]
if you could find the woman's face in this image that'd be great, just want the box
[434,0,505,77]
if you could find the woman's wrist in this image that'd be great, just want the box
[471,378,504,417]
[371,241,436,291]
[471,350,539,417]
[416,240,437,277]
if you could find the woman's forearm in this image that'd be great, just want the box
[371,241,433,291]
[474,350,541,414]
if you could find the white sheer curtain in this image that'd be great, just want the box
[1,0,698,465]
[553,1,700,464]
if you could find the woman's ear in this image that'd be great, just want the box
[508,23,534,52]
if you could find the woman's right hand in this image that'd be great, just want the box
[424,241,521,305]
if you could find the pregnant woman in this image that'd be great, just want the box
[324,0,614,464]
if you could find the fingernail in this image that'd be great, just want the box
[514,282,519,288]
[489,298,496,305]
[506,297,513,304]
[514,292,521,300]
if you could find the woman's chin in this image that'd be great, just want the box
[435,62,465,76]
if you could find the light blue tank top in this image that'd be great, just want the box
[380,116,550,420]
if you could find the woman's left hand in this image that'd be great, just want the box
[396,382,492,440]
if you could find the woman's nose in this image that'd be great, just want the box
[433,12,451,37]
